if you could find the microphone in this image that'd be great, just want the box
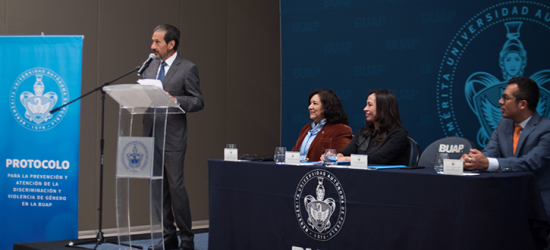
[137,53,156,76]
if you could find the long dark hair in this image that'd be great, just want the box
[308,89,349,125]
[362,89,406,146]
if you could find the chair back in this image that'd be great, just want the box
[418,137,476,168]
[405,137,421,166]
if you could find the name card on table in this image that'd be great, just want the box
[444,159,463,175]
[286,151,301,165]
[350,154,368,169]
[224,148,238,161]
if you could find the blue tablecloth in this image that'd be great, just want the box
[208,159,549,249]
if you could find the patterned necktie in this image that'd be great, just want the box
[157,61,167,82]
[513,125,522,155]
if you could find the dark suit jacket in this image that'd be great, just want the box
[339,126,409,165]
[292,123,352,161]
[142,55,204,151]
[483,112,550,215]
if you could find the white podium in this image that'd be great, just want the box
[104,84,185,250]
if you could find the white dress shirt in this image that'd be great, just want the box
[156,51,178,79]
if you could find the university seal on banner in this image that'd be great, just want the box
[436,1,550,147]
[9,68,69,131]
[120,141,150,173]
[295,169,346,241]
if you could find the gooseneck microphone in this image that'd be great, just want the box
[137,53,156,76]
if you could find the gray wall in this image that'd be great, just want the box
[1,0,280,230]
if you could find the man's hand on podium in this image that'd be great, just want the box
[165,91,177,103]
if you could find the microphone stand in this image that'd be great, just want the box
[53,66,143,250]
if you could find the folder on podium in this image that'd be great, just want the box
[104,84,185,249]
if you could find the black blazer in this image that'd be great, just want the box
[340,126,409,165]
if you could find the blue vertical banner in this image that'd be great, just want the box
[0,36,82,248]
[281,0,550,150]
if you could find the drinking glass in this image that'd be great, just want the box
[434,152,449,174]
[274,147,286,164]
[323,149,338,166]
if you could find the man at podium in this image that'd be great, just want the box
[142,24,204,250]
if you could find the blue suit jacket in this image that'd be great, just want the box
[483,112,550,216]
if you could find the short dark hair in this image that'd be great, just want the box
[154,24,180,51]
[308,89,349,125]
[508,76,539,111]
[363,89,407,146]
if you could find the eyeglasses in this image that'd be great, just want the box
[501,94,522,102]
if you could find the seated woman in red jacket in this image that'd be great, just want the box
[292,89,352,162]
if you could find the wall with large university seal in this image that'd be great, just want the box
[281,0,550,150]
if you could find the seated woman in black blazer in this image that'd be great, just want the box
[331,89,409,165]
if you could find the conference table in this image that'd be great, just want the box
[208,159,549,249]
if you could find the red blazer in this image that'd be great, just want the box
[292,123,353,161]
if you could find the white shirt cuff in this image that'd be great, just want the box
[487,157,499,171]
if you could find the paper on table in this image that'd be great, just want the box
[299,162,323,166]
[348,165,369,170]
[138,79,163,90]
[367,165,407,169]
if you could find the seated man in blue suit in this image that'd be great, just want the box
[461,76,550,218]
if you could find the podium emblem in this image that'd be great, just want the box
[295,169,346,241]
[121,141,149,173]
[9,68,69,131]
[127,145,144,169]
